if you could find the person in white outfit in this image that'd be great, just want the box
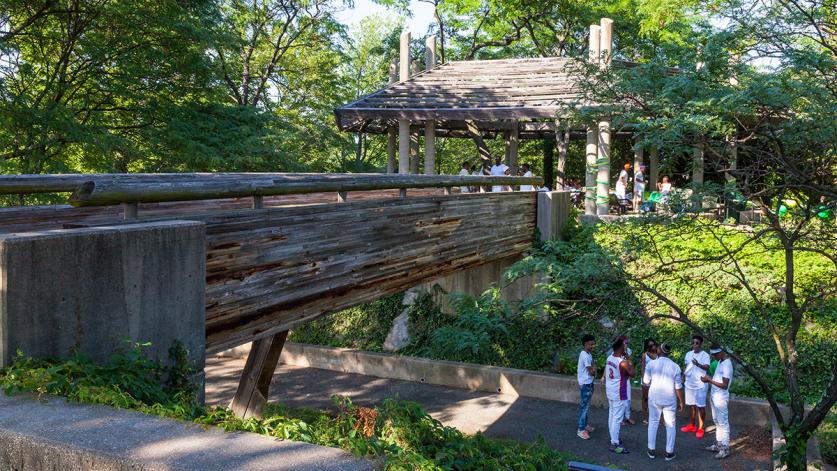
[702,347,733,459]
[604,338,635,454]
[490,157,509,192]
[519,164,536,191]
[458,162,472,193]
[682,335,710,438]
[642,343,684,461]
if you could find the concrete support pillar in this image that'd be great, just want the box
[410,132,420,174]
[505,125,519,175]
[649,147,659,190]
[425,36,436,71]
[537,191,571,242]
[398,120,410,173]
[399,31,411,81]
[596,121,611,216]
[692,145,704,185]
[424,121,436,175]
[633,145,644,208]
[585,24,601,216]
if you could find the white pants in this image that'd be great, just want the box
[623,388,631,420]
[711,394,730,446]
[648,400,677,453]
[608,399,626,445]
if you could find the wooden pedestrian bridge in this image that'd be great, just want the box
[0,173,570,417]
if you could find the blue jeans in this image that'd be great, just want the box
[578,383,594,431]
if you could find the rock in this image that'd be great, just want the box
[382,309,411,352]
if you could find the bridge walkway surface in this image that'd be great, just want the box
[205,357,773,471]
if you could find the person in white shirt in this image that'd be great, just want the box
[681,335,710,438]
[519,164,536,191]
[577,334,597,440]
[490,157,509,192]
[616,163,630,200]
[633,164,646,208]
[604,338,635,454]
[701,347,733,459]
[642,343,684,461]
[458,162,472,193]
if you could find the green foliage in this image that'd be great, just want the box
[289,293,404,351]
[816,411,837,466]
[0,351,573,470]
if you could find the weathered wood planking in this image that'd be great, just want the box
[200,192,537,353]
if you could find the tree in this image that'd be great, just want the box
[566,1,836,467]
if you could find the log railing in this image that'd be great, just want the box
[0,173,543,206]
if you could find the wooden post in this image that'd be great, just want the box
[398,31,411,174]
[555,121,569,190]
[649,147,659,190]
[633,145,644,209]
[465,120,492,170]
[596,18,613,216]
[387,59,398,174]
[123,202,138,220]
[585,24,601,216]
[505,123,519,175]
[410,131,420,174]
[425,36,436,71]
[543,138,554,191]
[424,121,436,175]
[252,195,264,209]
[337,190,348,202]
[230,330,289,419]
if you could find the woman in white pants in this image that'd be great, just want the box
[642,343,684,461]
[701,347,733,459]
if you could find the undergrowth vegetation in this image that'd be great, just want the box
[0,346,571,470]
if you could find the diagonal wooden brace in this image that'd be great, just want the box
[230,330,288,419]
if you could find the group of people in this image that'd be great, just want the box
[576,334,733,461]
[616,162,675,207]
[458,158,538,193]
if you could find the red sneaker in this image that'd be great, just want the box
[680,424,697,433]
[696,428,705,439]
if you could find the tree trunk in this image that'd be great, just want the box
[543,138,554,191]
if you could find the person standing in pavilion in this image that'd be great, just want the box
[643,343,684,461]
[490,157,508,192]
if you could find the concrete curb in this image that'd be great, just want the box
[218,341,776,428]
[0,392,373,471]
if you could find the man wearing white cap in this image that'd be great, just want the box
[702,347,733,459]
[642,343,684,461]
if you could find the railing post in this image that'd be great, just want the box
[122,202,138,220]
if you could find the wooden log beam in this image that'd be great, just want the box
[68,174,543,206]
[465,120,492,170]
[230,330,288,419]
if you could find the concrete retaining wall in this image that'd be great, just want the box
[219,342,776,428]
[0,221,206,369]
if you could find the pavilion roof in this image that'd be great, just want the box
[334,56,593,137]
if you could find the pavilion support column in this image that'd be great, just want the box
[596,18,613,217]
[585,23,602,215]
[633,145,644,209]
[398,120,410,173]
[410,131,420,174]
[692,144,704,185]
[386,59,398,174]
[424,120,436,175]
[505,124,519,175]
[585,128,598,215]
[398,31,411,174]
[555,121,569,190]
[649,147,659,190]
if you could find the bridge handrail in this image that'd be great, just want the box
[0,173,544,207]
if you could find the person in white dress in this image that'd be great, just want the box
[643,343,684,461]
[616,163,630,200]
[681,335,710,438]
[519,164,536,191]
[458,162,472,193]
[702,347,733,459]
[490,157,509,192]
[634,164,646,208]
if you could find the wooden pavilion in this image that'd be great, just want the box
[334,20,701,216]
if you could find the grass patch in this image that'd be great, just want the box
[0,346,573,470]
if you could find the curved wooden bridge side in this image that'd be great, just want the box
[0,174,569,419]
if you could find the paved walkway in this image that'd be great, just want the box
[206,357,773,471]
